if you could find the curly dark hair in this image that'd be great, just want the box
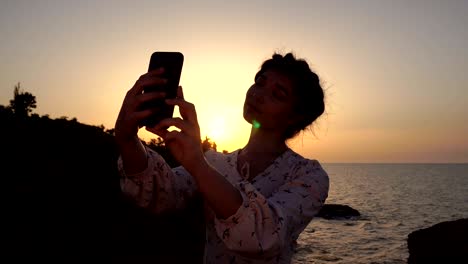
[255,52,325,139]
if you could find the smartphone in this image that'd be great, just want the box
[140,51,184,127]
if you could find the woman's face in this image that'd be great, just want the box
[243,69,299,133]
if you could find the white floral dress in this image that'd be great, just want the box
[118,147,329,264]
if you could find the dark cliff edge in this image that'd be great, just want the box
[1,111,205,263]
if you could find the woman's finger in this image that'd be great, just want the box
[153,117,194,135]
[136,78,167,94]
[147,67,165,76]
[147,126,168,139]
[164,130,186,142]
[165,98,199,125]
[167,86,198,125]
[131,108,160,124]
[177,85,184,99]
[128,69,166,95]
[124,91,165,115]
[137,91,166,100]
[134,91,166,108]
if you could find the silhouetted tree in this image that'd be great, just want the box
[202,136,217,152]
[0,104,13,115]
[105,128,115,136]
[9,82,36,117]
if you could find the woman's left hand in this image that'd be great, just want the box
[147,86,205,171]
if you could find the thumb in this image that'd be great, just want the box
[177,85,184,99]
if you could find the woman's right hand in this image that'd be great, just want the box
[114,67,168,144]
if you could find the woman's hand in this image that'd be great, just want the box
[148,86,206,171]
[115,68,167,144]
[149,87,243,220]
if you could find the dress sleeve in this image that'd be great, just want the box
[118,146,198,214]
[213,159,329,258]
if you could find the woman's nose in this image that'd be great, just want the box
[251,89,264,104]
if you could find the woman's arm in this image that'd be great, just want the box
[118,146,198,213]
[149,86,243,219]
[114,67,167,175]
[115,69,198,212]
[189,157,243,219]
[116,135,148,175]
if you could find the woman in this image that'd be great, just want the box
[115,53,330,263]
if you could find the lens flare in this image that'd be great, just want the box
[253,119,261,129]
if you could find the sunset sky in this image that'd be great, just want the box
[1,0,467,163]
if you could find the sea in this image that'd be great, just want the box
[292,163,468,264]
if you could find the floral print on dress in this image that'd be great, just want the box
[118,147,329,264]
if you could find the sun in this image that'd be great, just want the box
[202,116,226,144]
[197,107,251,152]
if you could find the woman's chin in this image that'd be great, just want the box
[243,112,255,124]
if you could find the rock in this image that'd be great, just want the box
[407,218,468,264]
[316,204,360,219]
